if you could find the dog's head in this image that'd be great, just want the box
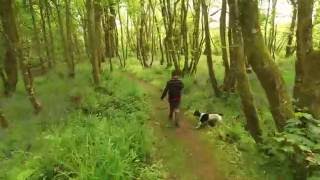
[193,110,201,117]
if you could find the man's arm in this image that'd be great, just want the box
[161,82,169,100]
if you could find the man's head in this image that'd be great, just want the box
[171,70,181,78]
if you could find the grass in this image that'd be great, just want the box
[126,54,296,179]
[0,64,166,179]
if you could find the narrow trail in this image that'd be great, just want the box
[125,73,225,180]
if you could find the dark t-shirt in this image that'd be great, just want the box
[161,78,184,102]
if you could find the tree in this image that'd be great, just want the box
[285,0,297,57]
[202,0,221,97]
[52,0,75,77]
[1,0,42,113]
[0,0,18,96]
[229,0,261,143]
[239,0,294,131]
[86,0,100,85]
[189,0,202,74]
[294,0,320,118]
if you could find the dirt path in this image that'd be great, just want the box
[126,74,225,180]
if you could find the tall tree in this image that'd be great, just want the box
[29,0,46,71]
[190,0,203,74]
[294,0,320,118]
[181,0,189,75]
[0,0,18,96]
[1,0,42,113]
[229,0,261,143]
[285,0,297,57]
[239,0,294,131]
[220,0,231,90]
[202,0,220,97]
[86,0,100,85]
[52,0,75,77]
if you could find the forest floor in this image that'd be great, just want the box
[126,73,225,180]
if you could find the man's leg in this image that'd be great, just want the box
[169,102,174,119]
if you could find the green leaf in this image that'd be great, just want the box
[17,169,35,180]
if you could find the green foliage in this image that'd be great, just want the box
[263,112,320,179]
[0,72,166,179]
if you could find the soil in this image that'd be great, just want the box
[127,73,225,180]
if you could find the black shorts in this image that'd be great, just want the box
[169,101,180,111]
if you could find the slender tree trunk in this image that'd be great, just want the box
[0,109,8,129]
[45,0,55,66]
[181,0,189,75]
[268,0,277,57]
[117,2,126,67]
[29,0,46,72]
[39,0,52,68]
[190,0,202,74]
[285,0,297,57]
[1,0,42,113]
[229,0,262,143]
[202,0,221,97]
[239,0,294,131]
[0,0,18,96]
[220,0,230,88]
[94,0,103,72]
[294,0,320,118]
[86,0,100,85]
[53,0,74,77]
[264,0,271,43]
[65,0,75,77]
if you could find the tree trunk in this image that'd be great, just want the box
[220,0,230,89]
[65,0,75,77]
[294,0,320,118]
[0,109,8,129]
[39,0,52,68]
[45,0,55,66]
[229,0,262,143]
[86,0,100,85]
[190,0,202,74]
[29,0,46,72]
[202,0,221,97]
[239,0,294,131]
[285,0,297,57]
[181,0,189,75]
[1,0,42,113]
[52,0,74,77]
[94,0,103,72]
[0,0,18,96]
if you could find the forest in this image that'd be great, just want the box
[0,0,320,179]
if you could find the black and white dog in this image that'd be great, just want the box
[193,110,223,129]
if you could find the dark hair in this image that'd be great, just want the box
[194,110,201,117]
[171,69,181,77]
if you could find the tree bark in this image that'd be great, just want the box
[39,0,52,68]
[86,0,100,85]
[220,0,230,89]
[65,0,75,77]
[285,0,297,57]
[229,0,262,143]
[29,0,46,72]
[0,109,8,129]
[202,0,221,97]
[294,0,320,118]
[190,0,202,74]
[0,0,18,96]
[52,0,75,77]
[239,0,294,131]
[181,0,189,75]
[1,0,42,113]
